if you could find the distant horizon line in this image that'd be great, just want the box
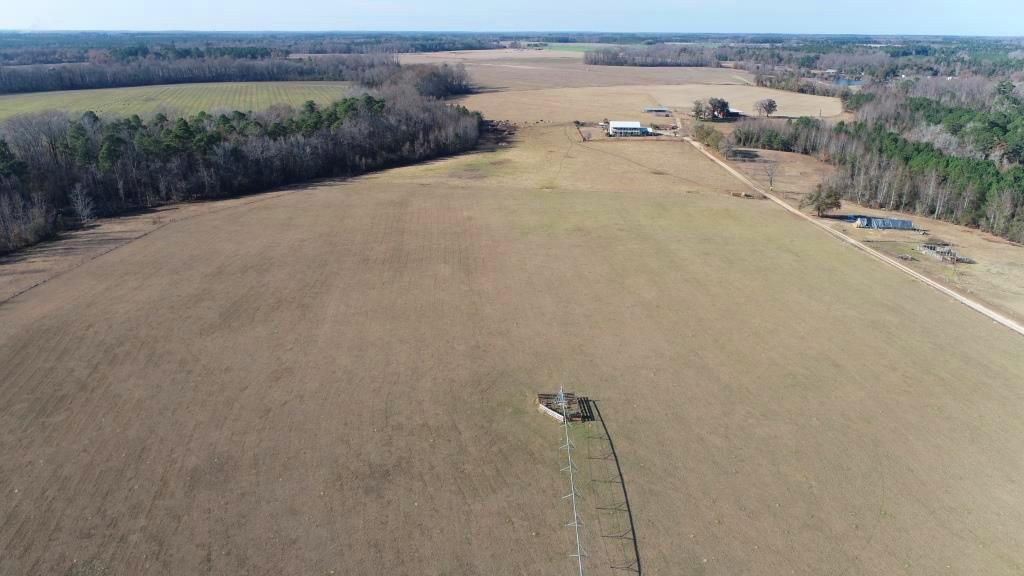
[1,29,1022,39]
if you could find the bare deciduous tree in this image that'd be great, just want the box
[755,98,778,117]
[762,161,778,191]
[800,183,842,216]
[691,100,705,120]
[68,183,95,224]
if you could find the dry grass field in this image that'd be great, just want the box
[459,84,842,125]
[2,51,1024,576]
[0,81,353,120]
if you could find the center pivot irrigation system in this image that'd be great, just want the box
[557,387,588,576]
[537,390,641,576]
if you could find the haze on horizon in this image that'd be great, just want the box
[2,0,1023,37]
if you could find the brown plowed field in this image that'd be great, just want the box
[401,49,756,91]
[2,53,1024,576]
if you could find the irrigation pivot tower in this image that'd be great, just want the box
[558,386,587,576]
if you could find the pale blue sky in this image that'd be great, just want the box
[2,0,1022,36]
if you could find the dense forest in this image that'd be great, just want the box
[852,78,1024,166]
[0,53,472,96]
[0,62,480,254]
[0,55,379,94]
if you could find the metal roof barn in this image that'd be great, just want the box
[855,217,914,230]
[608,121,649,136]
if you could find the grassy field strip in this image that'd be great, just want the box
[685,136,1024,338]
[0,81,353,120]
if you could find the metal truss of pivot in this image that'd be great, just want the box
[558,386,587,576]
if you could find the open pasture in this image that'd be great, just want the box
[3,124,1024,575]
[0,81,353,120]
[2,45,1024,576]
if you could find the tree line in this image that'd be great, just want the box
[0,75,480,254]
[580,37,1024,81]
[0,31,502,66]
[753,71,851,99]
[853,79,1024,167]
[106,45,282,62]
[0,54,396,94]
[0,54,472,97]
[583,45,720,67]
[723,117,1024,242]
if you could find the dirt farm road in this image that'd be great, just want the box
[686,137,1024,338]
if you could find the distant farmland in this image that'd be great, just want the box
[0,81,353,120]
[543,42,620,52]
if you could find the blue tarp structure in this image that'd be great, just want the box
[855,217,913,230]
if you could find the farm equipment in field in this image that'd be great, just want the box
[536,392,594,422]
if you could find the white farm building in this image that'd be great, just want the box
[608,121,650,137]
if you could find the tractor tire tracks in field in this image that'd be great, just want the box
[577,139,705,189]
[0,189,295,308]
